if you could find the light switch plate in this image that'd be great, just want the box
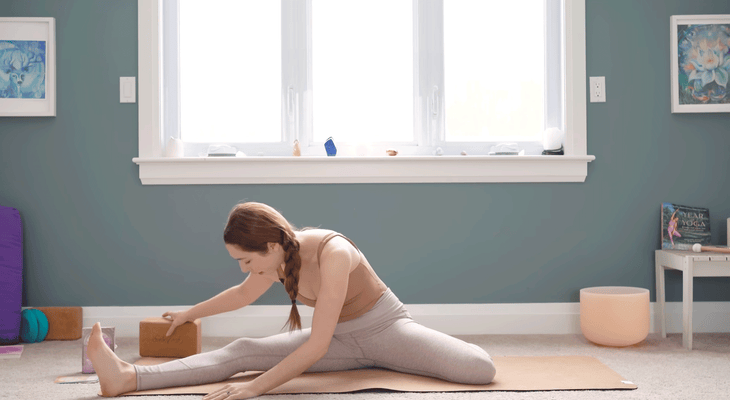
[120,77,136,103]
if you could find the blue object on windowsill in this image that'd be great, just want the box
[324,137,337,156]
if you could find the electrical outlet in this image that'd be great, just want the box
[589,76,606,103]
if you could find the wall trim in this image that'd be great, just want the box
[27,302,730,338]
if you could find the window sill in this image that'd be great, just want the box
[132,155,595,184]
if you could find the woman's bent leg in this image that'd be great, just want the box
[358,318,496,385]
[135,328,363,391]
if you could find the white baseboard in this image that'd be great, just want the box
[27,302,730,338]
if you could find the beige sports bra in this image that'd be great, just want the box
[291,231,388,323]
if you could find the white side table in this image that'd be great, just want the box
[655,249,730,350]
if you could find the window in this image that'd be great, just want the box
[313,0,413,145]
[134,0,594,184]
[443,1,545,143]
[177,1,281,144]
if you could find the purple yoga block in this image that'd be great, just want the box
[0,206,23,345]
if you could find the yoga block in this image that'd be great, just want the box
[139,317,201,358]
[35,307,83,340]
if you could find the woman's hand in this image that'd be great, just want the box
[161,310,192,337]
[203,382,260,400]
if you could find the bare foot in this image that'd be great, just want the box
[87,322,137,397]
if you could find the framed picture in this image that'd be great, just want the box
[670,15,730,113]
[0,17,56,117]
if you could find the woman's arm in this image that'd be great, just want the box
[186,273,274,320]
[247,240,357,396]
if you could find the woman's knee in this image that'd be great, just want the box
[227,330,310,355]
[226,337,253,352]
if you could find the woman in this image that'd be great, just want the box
[87,202,496,399]
[668,210,682,247]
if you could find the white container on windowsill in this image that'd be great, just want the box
[164,137,184,157]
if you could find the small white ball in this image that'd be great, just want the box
[692,243,702,252]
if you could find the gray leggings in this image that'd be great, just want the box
[134,288,496,391]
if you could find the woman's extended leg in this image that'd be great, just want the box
[87,323,138,396]
[135,328,365,391]
[356,318,496,385]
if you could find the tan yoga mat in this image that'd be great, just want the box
[106,356,637,396]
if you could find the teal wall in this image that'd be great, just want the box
[2,0,729,307]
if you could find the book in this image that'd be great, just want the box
[0,345,23,359]
[661,203,711,250]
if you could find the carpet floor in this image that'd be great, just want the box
[2,332,728,400]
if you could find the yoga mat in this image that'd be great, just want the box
[106,356,637,395]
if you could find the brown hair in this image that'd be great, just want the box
[223,202,307,332]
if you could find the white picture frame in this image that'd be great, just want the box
[0,17,56,117]
[670,14,730,113]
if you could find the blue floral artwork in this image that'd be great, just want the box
[0,40,46,99]
[676,24,730,104]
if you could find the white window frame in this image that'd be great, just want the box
[133,0,594,185]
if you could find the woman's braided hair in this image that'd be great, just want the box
[223,202,304,332]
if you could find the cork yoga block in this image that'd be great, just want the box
[35,307,83,340]
[139,317,202,358]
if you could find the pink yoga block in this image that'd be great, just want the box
[580,286,649,347]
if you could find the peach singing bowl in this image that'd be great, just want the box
[580,286,649,347]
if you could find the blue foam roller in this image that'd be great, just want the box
[20,309,38,343]
[20,309,48,343]
[32,309,49,342]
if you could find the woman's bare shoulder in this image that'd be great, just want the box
[297,228,338,242]
[297,228,352,255]
[296,228,330,257]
